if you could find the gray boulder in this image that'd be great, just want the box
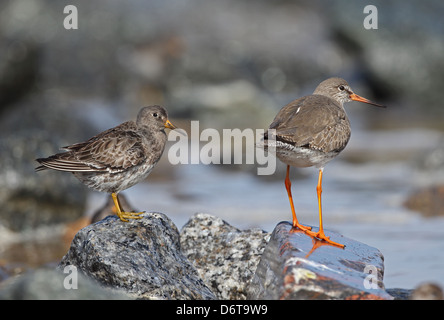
[180,213,270,299]
[58,212,216,300]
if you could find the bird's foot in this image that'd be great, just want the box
[292,222,312,232]
[118,211,144,222]
[304,229,345,248]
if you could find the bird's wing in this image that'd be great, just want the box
[269,96,349,152]
[74,130,146,172]
[36,122,146,173]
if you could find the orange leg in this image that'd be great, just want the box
[285,165,311,232]
[305,169,345,248]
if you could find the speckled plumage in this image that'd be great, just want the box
[36,105,176,222]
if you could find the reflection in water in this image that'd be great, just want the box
[304,237,339,259]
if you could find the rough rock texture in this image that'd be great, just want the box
[247,221,394,300]
[2,211,422,300]
[58,212,215,300]
[180,213,270,299]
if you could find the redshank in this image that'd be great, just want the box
[36,105,177,222]
[262,78,385,247]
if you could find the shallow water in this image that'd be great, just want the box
[84,127,444,290]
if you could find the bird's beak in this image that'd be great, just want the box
[164,119,177,130]
[165,119,187,136]
[349,93,386,108]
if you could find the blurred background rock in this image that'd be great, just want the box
[0,0,443,291]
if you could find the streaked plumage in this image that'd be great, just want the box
[36,105,176,222]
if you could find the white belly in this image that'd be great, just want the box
[271,141,340,169]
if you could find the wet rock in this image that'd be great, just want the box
[180,213,270,299]
[0,268,129,300]
[386,288,413,300]
[58,212,216,300]
[404,185,444,217]
[247,221,393,300]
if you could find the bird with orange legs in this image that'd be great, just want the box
[262,78,385,248]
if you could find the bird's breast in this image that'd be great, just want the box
[267,140,341,168]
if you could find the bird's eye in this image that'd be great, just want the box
[153,112,158,118]
[338,85,345,91]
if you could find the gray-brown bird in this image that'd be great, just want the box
[36,105,177,222]
[262,78,385,247]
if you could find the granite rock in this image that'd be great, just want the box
[247,221,393,300]
[180,213,270,299]
[58,212,215,300]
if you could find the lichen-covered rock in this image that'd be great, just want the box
[180,213,270,299]
[58,212,215,300]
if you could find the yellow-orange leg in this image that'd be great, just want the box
[285,165,312,232]
[305,169,345,248]
[111,193,144,222]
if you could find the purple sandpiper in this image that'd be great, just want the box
[36,105,176,222]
